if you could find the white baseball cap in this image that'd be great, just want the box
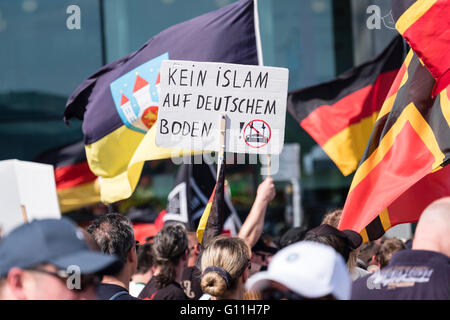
[245,241,351,300]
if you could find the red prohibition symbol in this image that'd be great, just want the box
[243,119,271,148]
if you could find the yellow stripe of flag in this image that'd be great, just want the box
[395,0,437,34]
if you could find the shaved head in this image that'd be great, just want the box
[412,197,450,257]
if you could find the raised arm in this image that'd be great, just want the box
[238,177,276,249]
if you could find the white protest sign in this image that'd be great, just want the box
[0,160,61,236]
[156,60,289,154]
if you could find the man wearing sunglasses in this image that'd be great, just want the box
[0,218,121,300]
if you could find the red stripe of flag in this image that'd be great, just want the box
[400,2,450,96]
[388,164,450,227]
[340,122,436,233]
[301,69,398,146]
[55,162,97,190]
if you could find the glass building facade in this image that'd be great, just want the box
[0,0,397,233]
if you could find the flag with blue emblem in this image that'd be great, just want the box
[64,0,261,203]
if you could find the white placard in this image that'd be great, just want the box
[0,160,61,236]
[156,60,289,154]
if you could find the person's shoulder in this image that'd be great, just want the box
[129,282,146,298]
[96,283,122,300]
[116,292,142,300]
[156,282,188,300]
[138,277,158,299]
[97,283,141,300]
[351,266,370,281]
[350,272,377,300]
[182,266,201,279]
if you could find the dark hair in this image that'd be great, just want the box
[277,226,308,249]
[152,223,188,289]
[136,243,154,274]
[86,213,135,267]
[303,233,351,262]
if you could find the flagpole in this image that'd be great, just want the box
[217,114,227,181]
[253,0,271,177]
[20,205,29,223]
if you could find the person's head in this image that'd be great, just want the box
[86,213,137,278]
[276,226,308,249]
[250,236,278,275]
[304,224,362,263]
[321,209,342,228]
[186,231,201,267]
[132,243,155,282]
[358,239,383,268]
[200,236,251,300]
[0,218,121,300]
[376,237,406,268]
[246,241,351,300]
[152,222,188,288]
[320,209,361,271]
[412,197,450,256]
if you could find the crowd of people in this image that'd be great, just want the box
[0,177,448,300]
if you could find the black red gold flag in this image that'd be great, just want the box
[34,141,100,213]
[165,156,241,234]
[287,36,405,175]
[196,158,226,246]
[339,49,450,242]
[392,0,450,96]
[63,0,260,204]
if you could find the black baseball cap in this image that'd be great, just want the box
[306,224,362,249]
[252,237,278,254]
[0,218,122,277]
[277,226,308,249]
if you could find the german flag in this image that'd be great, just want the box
[287,36,405,175]
[392,0,450,97]
[196,159,225,246]
[34,141,100,213]
[338,50,450,242]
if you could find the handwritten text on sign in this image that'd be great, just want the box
[155,60,289,154]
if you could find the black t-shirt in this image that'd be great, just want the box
[351,249,450,300]
[97,283,141,300]
[138,276,188,300]
[181,266,203,300]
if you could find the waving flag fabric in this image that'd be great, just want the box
[392,0,450,96]
[164,157,241,234]
[287,36,405,175]
[34,141,100,213]
[339,50,450,242]
[64,0,260,204]
[196,158,226,245]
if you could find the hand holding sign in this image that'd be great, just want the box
[256,177,276,204]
